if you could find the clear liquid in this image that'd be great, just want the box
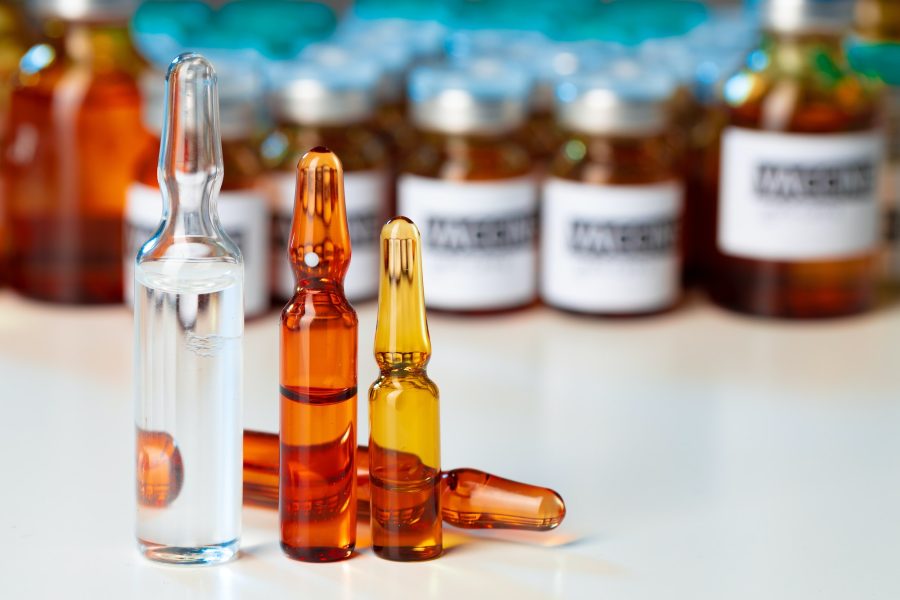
[134,259,243,564]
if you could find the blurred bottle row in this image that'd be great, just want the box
[0,0,898,319]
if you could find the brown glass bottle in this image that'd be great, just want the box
[0,2,32,285]
[710,1,884,318]
[542,74,683,315]
[3,3,147,303]
[264,61,389,303]
[399,64,538,314]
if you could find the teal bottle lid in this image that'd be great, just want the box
[847,38,900,86]
[215,0,336,59]
[548,0,708,45]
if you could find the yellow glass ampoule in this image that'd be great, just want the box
[368,217,442,562]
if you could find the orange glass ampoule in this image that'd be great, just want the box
[369,218,442,561]
[279,147,357,563]
[243,430,566,532]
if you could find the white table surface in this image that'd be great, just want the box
[1,290,898,599]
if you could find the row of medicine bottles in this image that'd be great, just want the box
[1,0,896,319]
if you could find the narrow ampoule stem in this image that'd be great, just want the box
[279,147,358,563]
[241,430,567,531]
[369,218,442,561]
[157,52,225,242]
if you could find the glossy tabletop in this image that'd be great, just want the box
[0,291,898,599]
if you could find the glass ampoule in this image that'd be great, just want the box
[399,62,538,314]
[242,430,566,531]
[263,53,389,304]
[711,0,885,318]
[369,217,442,561]
[543,69,684,315]
[279,148,357,563]
[126,63,270,318]
[3,0,148,303]
[134,53,243,565]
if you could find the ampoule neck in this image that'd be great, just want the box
[376,353,430,374]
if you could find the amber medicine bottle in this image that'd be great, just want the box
[264,56,389,304]
[399,63,538,313]
[3,0,147,303]
[542,72,683,315]
[711,0,885,318]
[125,66,270,317]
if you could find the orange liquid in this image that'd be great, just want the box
[369,443,442,560]
[280,386,357,562]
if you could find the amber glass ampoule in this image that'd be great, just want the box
[263,55,389,303]
[543,71,683,315]
[369,218,441,561]
[280,147,357,563]
[242,430,566,531]
[710,0,884,318]
[399,63,538,314]
[3,0,147,303]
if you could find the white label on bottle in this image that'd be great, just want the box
[718,127,884,260]
[540,178,682,313]
[272,170,386,302]
[124,183,270,317]
[398,174,538,310]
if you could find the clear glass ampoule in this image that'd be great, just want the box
[134,53,243,565]
[369,217,442,561]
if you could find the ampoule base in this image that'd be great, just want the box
[373,544,442,562]
[138,538,239,566]
[280,543,354,563]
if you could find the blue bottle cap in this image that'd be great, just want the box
[556,59,678,135]
[267,55,382,125]
[408,60,533,134]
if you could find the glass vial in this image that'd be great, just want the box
[264,54,389,304]
[279,148,358,563]
[3,0,147,303]
[542,71,683,315]
[369,217,442,561]
[134,53,243,565]
[126,63,270,318]
[711,0,885,317]
[399,62,538,313]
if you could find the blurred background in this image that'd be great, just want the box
[0,0,898,320]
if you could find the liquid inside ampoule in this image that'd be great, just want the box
[135,260,242,562]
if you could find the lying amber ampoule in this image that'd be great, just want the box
[280,147,358,562]
[242,430,566,531]
[369,218,442,561]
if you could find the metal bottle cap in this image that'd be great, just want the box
[268,53,381,126]
[555,61,677,136]
[408,60,532,135]
[762,0,855,33]
[31,0,137,21]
